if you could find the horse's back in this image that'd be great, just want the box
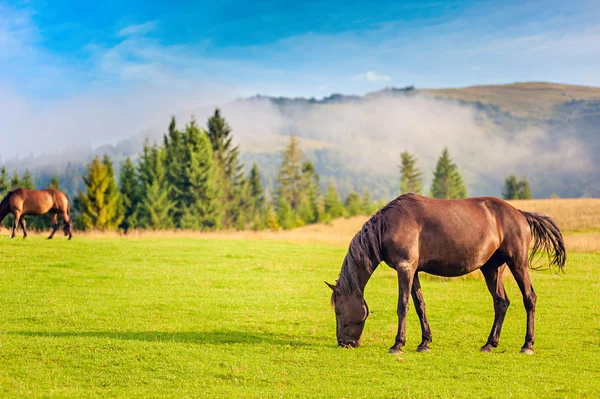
[18,188,68,215]
[382,194,529,276]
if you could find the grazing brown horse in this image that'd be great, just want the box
[326,193,565,355]
[0,188,72,239]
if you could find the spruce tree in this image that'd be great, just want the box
[76,157,115,230]
[361,189,377,215]
[298,160,320,224]
[119,157,139,232]
[102,155,123,229]
[248,163,265,220]
[398,151,422,194]
[276,196,296,230]
[138,146,174,229]
[47,175,61,190]
[10,170,20,189]
[275,134,305,211]
[163,116,187,225]
[344,191,362,217]
[324,182,345,219]
[206,109,244,228]
[184,119,221,230]
[265,203,280,230]
[21,169,34,189]
[502,174,519,200]
[430,147,467,199]
[0,167,8,195]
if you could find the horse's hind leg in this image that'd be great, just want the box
[480,263,510,353]
[59,209,72,240]
[19,216,28,238]
[11,210,21,238]
[507,256,537,354]
[411,273,432,352]
[48,213,59,239]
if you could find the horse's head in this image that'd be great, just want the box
[326,282,369,348]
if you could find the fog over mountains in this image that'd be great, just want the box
[3,82,600,199]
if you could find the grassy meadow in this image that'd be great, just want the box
[0,198,599,398]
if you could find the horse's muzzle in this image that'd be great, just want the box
[338,340,360,348]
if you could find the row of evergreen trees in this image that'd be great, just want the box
[397,149,532,200]
[70,111,383,232]
[1,110,534,232]
[397,149,468,198]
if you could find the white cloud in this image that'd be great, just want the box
[352,71,391,82]
[117,21,157,37]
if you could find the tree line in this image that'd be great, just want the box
[1,109,533,232]
[65,110,383,232]
[397,149,531,200]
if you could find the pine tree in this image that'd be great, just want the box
[518,176,532,199]
[430,147,467,199]
[76,157,120,230]
[47,175,61,190]
[163,116,187,225]
[248,163,265,220]
[361,189,377,215]
[324,182,345,219]
[10,170,20,189]
[502,174,520,200]
[297,160,321,224]
[275,134,305,211]
[276,196,296,230]
[206,109,244,228]
[265,203,280,230]
[0,167,8,195]
[138,146,174,229]
[398,151,422,194]
[344,191,362,217]
[102,155,124,229]
[119,157,139,232]
[21,169,34,189]
[184,119,221,230]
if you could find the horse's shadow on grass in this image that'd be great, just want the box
[7,330,324,347]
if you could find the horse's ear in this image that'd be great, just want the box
[325,281,336,291]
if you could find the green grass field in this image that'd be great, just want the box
[0,237,598,398]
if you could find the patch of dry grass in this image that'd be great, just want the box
[507,198,600,232]
[423,82,600,118]
[7,199,599,252]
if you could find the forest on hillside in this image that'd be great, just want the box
[1,108,533,232]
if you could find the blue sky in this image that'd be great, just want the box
[1,0,599,156]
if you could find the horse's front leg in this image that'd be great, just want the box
[389,263,415,354]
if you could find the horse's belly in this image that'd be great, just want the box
[419,261,479,277]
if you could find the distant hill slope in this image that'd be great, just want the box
[422,82,600,119]
[5,82,600,200]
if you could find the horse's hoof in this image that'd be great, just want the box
[416,346,430,353]
[479,345,492,353]
[388,347,403,355]
[520,348,534,355]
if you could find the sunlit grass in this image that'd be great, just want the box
[0,237,598,398]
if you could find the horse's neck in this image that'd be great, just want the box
[342,256,378,295]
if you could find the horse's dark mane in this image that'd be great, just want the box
[334,193,419,297]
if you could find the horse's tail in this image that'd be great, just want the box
[519,210,566,273]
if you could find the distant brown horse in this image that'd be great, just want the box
[326,193,565,355]
[0,188,72,239]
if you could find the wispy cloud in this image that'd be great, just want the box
[352,71,391,83]
[118,21,158,37]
